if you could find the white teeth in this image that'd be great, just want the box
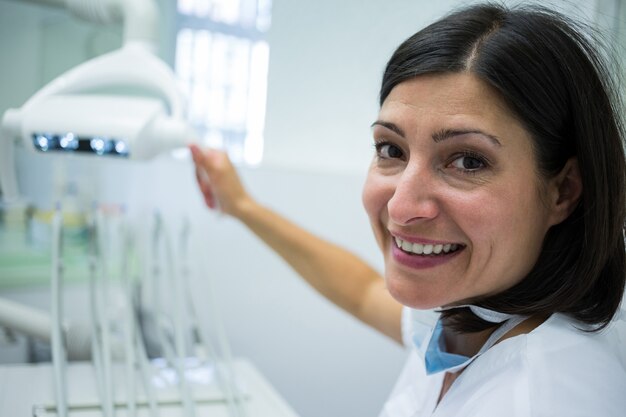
[412,243,423,254]
[394,237,461,256]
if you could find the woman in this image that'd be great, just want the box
[190,3,626,416]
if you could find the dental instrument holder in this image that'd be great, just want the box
[145,213,248,417]
[179,216,247,417]
[29,204,248,416]
[0,0,198,206]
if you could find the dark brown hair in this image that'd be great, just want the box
[381,3,626,331]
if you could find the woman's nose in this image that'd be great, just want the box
[387,165,440,226]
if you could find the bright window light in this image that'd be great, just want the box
[176,0,272,165]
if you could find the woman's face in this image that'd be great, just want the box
[362,72,563,309]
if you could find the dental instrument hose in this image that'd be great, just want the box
[51,204,68,417]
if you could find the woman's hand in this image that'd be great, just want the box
[189,144,253,218]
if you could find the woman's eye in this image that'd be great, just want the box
[375,142,404,159]
[450,154,486,171]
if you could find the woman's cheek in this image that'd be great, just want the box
[362,172,395,250]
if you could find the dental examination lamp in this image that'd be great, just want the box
[0,0,197,206]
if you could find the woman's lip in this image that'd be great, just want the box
[389,240,464,270]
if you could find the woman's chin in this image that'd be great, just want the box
[385,276,446,310]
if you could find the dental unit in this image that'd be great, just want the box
[0,1,247,416]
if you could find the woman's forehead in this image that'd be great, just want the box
[378,73,523,136]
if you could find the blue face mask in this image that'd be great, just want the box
[422,305,527,375]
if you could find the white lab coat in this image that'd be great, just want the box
[379,308,626,417]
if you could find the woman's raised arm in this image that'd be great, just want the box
[189,145,403,344]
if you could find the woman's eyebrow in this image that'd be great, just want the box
[371,120,405,137]
[371,122,502,147]
[433,128,502,147]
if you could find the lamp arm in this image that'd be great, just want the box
[26,44,182,118]
[13,0,159,49]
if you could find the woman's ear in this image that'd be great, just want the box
[547,157,582,226]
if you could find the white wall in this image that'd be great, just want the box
[0,1,621,417]
[262,0,461,174]
[261,0,607,174]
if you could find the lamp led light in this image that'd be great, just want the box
[34,134,52,151]
[90,137,107,155]
[114,140,128,155]
[59,133,78,150]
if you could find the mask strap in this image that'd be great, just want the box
[438,304,518,323]
[437,304,529,350]
[476,314,528,356]
[437,304,529,359]
[424,305,529,375]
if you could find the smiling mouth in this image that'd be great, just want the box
[393,236,464,256]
